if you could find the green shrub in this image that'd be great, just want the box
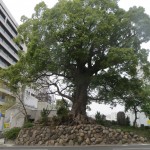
[4,127,21,140]
[95,111,106,125]
[23,122,34,128]
[52,114,74,125]
[52,116,61,125]
[125,116,130,126]
[57,107,69,118]
[41,108,50,125]
[56,99,69,110]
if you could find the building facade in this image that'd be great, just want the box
[0,0,24,68]
[126,111,149,127]
[0,0,24,105]
[0,0,37,129]
[0,0,56,129]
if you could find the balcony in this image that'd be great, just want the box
[0,61,7,68]
[0,86,12,96]
[0,97,5,103]
[0,15,5,23]
[0,99,5,105]
[0,40,19,61]
[0,16,17,38]
[0,27,19,51]
[0,50,16,65]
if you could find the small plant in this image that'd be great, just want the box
[111,120,117,125]
[4,127,21,140]
[95,111,106,125]
[23,122,33,128]
[55,99,70,124]
[52,116,61,125]
[57,107,69,118]
[125,116,130,126]
[41,107,51,125]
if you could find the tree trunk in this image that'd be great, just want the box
[133,108,138,127]
[18,86,29,122]
[71,73,90,123]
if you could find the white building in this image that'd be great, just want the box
[0,0,56,129]
[0,0,22,107]
[127,111,150,127]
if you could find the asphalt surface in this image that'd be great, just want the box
[1,145,150,150]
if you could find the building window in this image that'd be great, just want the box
[0,9,6,21]
[6,20,17,35]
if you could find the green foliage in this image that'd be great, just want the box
[23,122,34,128]
[140,86,150,118]
[51,99,71,125]
[40,107,50,125]
[52,116,60,126]
[94,113,117,127]
[1,0,150,118]
[111,120,117,126]
[0,97,15,114]
[95,111,106,125]
[124,85,150,126]
[56,99,69,110]
[117,111,126,126]
[56,99,69,119]
[52,114,74,126]
[57,107,69,118]
[4,127,21,140]
[125,116,130,126]
[56,104,69,124]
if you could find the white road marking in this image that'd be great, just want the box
[113,148,150,150]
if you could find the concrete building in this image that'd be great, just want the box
[126,111,150,127]
[0,0,24,105]
[0,0,24,68]
[0,0,56,129]
[0,0,24,128]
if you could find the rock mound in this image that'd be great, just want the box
[16,124,147,146]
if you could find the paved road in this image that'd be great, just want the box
[1,145,150,150]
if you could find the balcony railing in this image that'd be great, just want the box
[0,98,5,103]
[0,27,19,51]
[0,15,5,22]
[0,50,16,65]
[0,16,17,38]
[0,40,19,60]
[0,87,12,96]
[0,61,7,68]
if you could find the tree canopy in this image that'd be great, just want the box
[1,0,150,122]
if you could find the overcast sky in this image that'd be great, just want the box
[2,0,150,115]
[3,0,150,50]
[3,0,150,24]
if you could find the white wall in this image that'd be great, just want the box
[24,87,38,109]
[127,111,149,127]
[34,110,57,121]
[0,117,4,131]
[37,101,54,110]
[4,107,24,128]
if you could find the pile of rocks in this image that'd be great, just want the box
[16,124,148,146]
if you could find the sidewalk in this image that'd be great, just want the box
[0,138,4,145]
[0,138,14,147]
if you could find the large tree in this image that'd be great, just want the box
[1,0,150,122]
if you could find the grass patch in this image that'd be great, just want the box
[4,127,21,140]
